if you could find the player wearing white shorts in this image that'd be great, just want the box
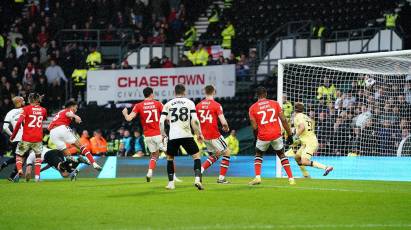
[1,96,24,180]
[160,84,204,190]
[122,87,165,182]
[48,100,101,171]
[196,85,231,184]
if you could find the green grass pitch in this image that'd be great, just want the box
[1,177,411,230]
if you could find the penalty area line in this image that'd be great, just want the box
[173,223,411,230]
[221,183,365,193]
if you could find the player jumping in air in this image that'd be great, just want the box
[291,102,333,177]
[122,87,165,182]
[196,85,231,184]
[1,96,25,180]
[160,84,204,190]
[48,100,102,171]
[248,87,295,185]
[10,93,47,182]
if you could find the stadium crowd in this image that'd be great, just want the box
[285,74,411,156]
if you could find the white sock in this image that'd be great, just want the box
[201,167,204,173]
[256,175,261,179]
[147,169,153,177]
[218,175,225,180]
[195,176,201,183]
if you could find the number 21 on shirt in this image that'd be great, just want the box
[144,109,159,123]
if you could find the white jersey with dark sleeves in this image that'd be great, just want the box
[161,97,198,140]
[3,108,23,142]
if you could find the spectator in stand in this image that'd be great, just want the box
[225,130,239,155]
[132,130,144,158]
[195,43,209,66]
[71,67,87,102]
[37,26,49,46]
[186,45,198,65]
[282,94,293,122]
[15,38,28,58]
[342,90,356,109]
[18,48,30,69]
[122,60,133,69]
[227,53,237,64]
[107,131,121,156]
[177,55,193,67]
[183,24,197,50]
[122,129,133,157]
[23,62,36,89]
[90,129,108,156]
[207,55,220,65]
[147,57,161,68]
[221,20,235,49]
[86,46,102,70]
[161,56,174,68]
[354,105,372,128]
[45,59,67,107]
[80,130,91,152]
[236,53,250,80]
[317,77,337,104]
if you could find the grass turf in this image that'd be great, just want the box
[1,177,411,230]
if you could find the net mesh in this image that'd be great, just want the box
[281,53,411,157]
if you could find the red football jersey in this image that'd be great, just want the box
[196,99,223,140]
[48,108,73,130]
[21,105,47,142]
[249,99,282,141]
[132,99,163,137]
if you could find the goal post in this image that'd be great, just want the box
[277,50,411,181]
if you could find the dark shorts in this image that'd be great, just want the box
[167,138,199,156]
[44,150,65,168]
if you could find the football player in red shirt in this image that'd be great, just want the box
[196,85,231,183]
[48,100,102,171]
[122,87,164,182]
[248,87,295,185]
[10,93,47,182]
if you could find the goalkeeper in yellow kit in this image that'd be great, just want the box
[290,102,333,177]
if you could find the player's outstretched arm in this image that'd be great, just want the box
[190,113,204,141]
[66,111,82,123]
[279,112,293,145]
[10,114,24,141]
[218,114,230,132]
[159,112,167,137]
[122,108,136,122]
[2,121,12,136]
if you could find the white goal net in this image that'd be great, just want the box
[277,50,411,180]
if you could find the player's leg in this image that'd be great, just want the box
[63,125,102,171]
[165,139,178,190]
[183,138,203,190]
[272,137,295,185]
[249,139,268,185]
[300,145,333,176]
[145,136,161,182]
[32,142,43,182]
[15,141,28,177]
[201,140,220,173]
[216,136,231,183]
[25,152,35,182]
[295,147,310,178]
